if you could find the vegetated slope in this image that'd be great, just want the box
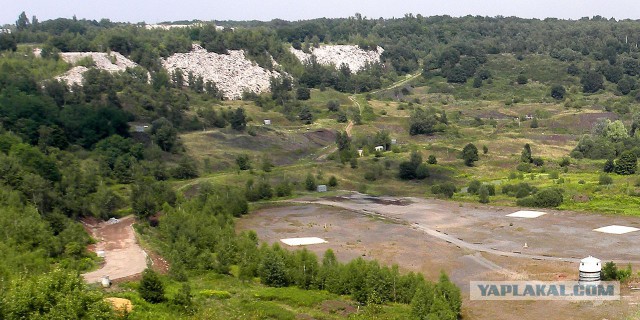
[163,44,281,99]
[289,45,384,72]
[54,51,140,86]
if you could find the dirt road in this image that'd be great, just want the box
[83,216,148,283]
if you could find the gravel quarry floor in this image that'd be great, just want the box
[237,192,640,320]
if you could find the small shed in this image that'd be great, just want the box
[317,185,327,192]
[264,119,271,125]
[579,256,601,282]
[375,146,384,152]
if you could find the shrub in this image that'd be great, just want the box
[516,163,532,173]
[350,158,358,169]
[327,100,340,112]
[415,163,430,179]
[328,175,338,187]
[172,283,193,311]
[502,183,536,198]
[199,290,232,299]
[275,181,292,197]
[516,74,528,85]
[559,157,570,167]
[482,145,488,154]
[467,180,481,195]
[427,155,437,164]
[550,84,566,100]
[516,188,563,208]
[549,171,559,179]
[461,143,479,166]
[532,157,544,167]
[305,174,316,191]
[364,171,377,181]
[486,184,496,196]
[431,183,456,198]
[478,185,490,203]
[601,262,618,281]
[139,269,165,303]
[614,151,637,175]
[236,154,251,170]
[598,174,613,185]
[296,87,311,100]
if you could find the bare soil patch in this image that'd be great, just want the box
[83,216,148,283]
[237,194,640,319]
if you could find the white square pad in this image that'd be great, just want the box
[506,211,547,218]
[593,225,640,234]
[280,237,328,246]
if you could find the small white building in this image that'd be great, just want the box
[374,146,384,152]
[317,185,327,192]
[264,119,271,125]
[357,149,364,157]
[579,256,601,282]
[391,139,397,145]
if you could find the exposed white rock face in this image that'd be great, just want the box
[144,23,226,31]
[162,44,280,100]
[55,52,140,86]
[289,45,384,73]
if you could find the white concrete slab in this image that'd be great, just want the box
[593,225,640,234]
[280,237,328,246]
[506,211,547,218]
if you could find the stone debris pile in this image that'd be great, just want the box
[162,44,280,100]
[55,51,140,86]
[289,45,384,73]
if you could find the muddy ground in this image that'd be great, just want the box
[236,193,640,319]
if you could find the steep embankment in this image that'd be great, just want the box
[162,44,280,100]
[289,45,384,72]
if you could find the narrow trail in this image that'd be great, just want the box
[348,95,362,116]
[370,72,422,95]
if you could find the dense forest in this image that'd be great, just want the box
[4,10,640,319]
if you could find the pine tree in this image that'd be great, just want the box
[521,143,532,163]
[615,151,637,175]
[410,283,435,320]
[462,143,479,166]
[478,185,490,203]
[139,269,165,303]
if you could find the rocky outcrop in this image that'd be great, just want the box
[162,44,280,100]
[55,52,140,86]
[289,45,384,72]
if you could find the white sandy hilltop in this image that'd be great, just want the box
[54,51,140,86]
[289,45,384,73]
[162,44,280,100]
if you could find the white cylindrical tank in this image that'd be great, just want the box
[579,256,601,282]
[101,275,111,288]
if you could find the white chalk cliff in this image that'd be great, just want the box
[55,52,140,86]
[289,45,384,73]
[162,44,280,100]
